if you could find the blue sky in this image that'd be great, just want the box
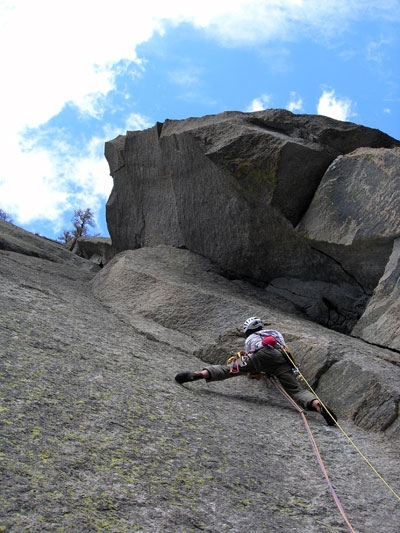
[0,0,399,240]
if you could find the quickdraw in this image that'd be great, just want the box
[226,351,246,374]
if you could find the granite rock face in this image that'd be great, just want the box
[2,223,400,532]
[104,109,400,335]
[296,147,400,244]
[92,245,400,441]
[71,236,116,266]
[352,237,400,351]
[0,219,100,271]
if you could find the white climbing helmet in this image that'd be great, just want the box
[243,316,264,334]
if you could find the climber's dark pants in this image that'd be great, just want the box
[204,346,316,410]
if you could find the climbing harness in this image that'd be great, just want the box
[227,342,299,379]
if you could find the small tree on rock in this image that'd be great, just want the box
[71,208,95,239]
[59,208,96,250]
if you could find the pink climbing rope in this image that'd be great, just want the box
[270,377,355,533]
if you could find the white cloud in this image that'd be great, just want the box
[286,92,304,112]
[0,1,154,132]
[195,0,400,45]
[317,89,354,121]
[0,146,69,225]
[0,132,108,230]
[169,67,203,87]
[1,1,394,131]
[246,94,272,112]
[124,113,154,133]
[366,38,390,63]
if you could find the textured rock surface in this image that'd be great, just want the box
[93,246,400,440]
[305,148,400,350]
[0,219,100,271]
[72,236,116,266]
[104,109,400,334]
[2,224,400,532]
[297,147,400,243]
[352,238,400,351]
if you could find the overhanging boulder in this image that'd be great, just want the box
[104,110,399,333]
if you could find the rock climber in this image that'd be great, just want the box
[175,316,337,426]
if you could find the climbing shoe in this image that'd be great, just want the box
[320,404,337,426]
[310,400,337,426]
[175,371,204,384]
